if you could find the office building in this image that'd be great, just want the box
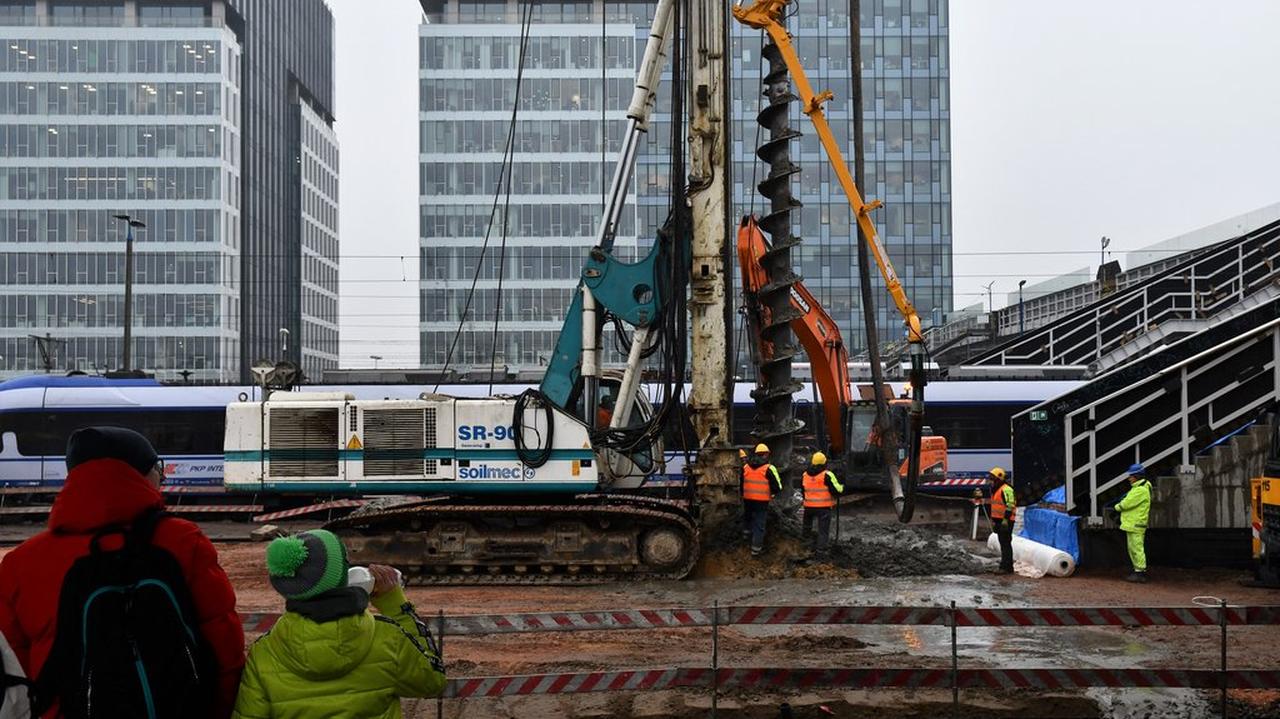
[0,0,337,382]
[419,0,951,370]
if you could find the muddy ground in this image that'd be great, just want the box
[188,498,1280,719]
[4,496,1277,717]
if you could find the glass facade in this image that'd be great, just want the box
[225,0,336,380]
[731,0,952,359]
[0,1,242,381]
[297,99,338,378]
[0,0,337,382]
[419,0,950,372]
[418,11,638,369]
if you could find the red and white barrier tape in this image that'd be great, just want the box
[919,477,987,487]
[444,667,1280,697]
[253,499,366,523]
[729,605,948,626]
[240,613,280,633]
[444,608,714,635]
[237,604,1280,636]
[952,606,1249,627]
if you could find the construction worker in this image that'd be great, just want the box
[988,467,1015,574]
[596,394,615,428]
[801,452,844,555]
[741,443,783,556]
[1115,463,1152,583]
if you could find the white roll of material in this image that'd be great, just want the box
[987,533,1076,577]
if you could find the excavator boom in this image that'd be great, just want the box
[737,216,852,455]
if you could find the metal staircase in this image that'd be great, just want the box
[1010,296,1280,519]
[1091,283,1280,374]
[972,218,1280,369]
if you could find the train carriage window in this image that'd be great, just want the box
[925,403,1034,449]
[1,409,225,456]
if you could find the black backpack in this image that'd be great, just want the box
[35,509,217,719]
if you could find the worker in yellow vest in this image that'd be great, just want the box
[988,467,1016,574]
[741,443,783,556]
[1115,463,1152,583]
[801,452,844,555]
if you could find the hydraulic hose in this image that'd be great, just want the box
[895,344,926,523]
[513,389,555,468]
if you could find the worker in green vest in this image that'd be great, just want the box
[1115,463,1152,583]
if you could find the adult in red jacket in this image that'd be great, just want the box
[0,427,244,718]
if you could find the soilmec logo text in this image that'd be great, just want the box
[458,464,537,480]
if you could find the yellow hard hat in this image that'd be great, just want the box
[988,467,1007,481]
[811,451,827,465]
[754,443,770,454]
[738,449,747,459]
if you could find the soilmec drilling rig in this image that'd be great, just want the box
[225,0,742,583]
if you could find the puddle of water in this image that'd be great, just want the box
[1087,688,1214,719]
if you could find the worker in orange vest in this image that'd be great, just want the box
[801,452,845,556]
[741,443,783,556]
[988,467,1016,574]
[596,394,615,429]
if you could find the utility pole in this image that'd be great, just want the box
[688,0,739,526]
[983,280,995,313]
[849,0,896,483]
[112,214,145,373]
[1018,279,1027,334]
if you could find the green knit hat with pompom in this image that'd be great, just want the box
[265,529,349,600]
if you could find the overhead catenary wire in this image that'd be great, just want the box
[432,1,534,394]
[487,1,535,393]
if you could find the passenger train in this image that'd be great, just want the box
[0,375,1081,492]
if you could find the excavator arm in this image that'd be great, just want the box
[737,215,853,456]
[734,0,928,521]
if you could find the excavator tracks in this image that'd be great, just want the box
[324,494,700,585]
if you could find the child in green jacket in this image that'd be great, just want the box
[233,530,445,719]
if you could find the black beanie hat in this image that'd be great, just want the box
[65,426,160,477]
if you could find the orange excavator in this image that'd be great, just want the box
[737,217,946,494]
[734,0,937,520]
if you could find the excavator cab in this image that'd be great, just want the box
[842,400,947,490]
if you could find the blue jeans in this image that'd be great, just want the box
[744,500,769,552]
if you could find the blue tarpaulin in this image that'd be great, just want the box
[1041,485,1066,505]
[1018,490,1080,563]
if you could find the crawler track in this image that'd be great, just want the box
[324,494,700,585]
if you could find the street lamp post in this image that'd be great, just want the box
[982,281,995,313]
[112,214,146,373]
[370,354,382,369]
[1018,279,1027,334]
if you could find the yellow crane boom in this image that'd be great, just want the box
[733,0,927,522]
[732,0,924,345]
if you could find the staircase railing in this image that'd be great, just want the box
[1011,297,1280,518]
[974,219,1280,368]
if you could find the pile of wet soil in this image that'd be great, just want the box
[1230,690,1280,719]
[697,496,992,579]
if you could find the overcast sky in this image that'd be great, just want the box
[331,0,1280,367]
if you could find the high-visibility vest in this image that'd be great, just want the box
[742,463,773,502]
[802,470,836,508]
[991,482,1016,522]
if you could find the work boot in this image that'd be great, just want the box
[1124,571,1149,583]
[751,545,764,557]
[999,566,1014,575]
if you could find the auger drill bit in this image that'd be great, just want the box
[749,36,805,484]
